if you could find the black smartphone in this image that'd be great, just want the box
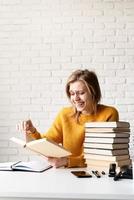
[71,170,92,178]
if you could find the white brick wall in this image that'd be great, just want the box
[0,0,134,162]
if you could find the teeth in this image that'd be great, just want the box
[76,103,83,106]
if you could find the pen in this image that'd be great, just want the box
[92,170,101,178]
[11,161,21,169]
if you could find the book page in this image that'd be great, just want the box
[27,138,72,158]
[13,160,52,172]
[0,160,52,172]
[10,137,72,158]
[0,162,14,171]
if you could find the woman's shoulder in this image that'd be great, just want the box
[98,104,118,112]
[98,104,119,121]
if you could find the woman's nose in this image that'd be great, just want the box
[74,93,80,100]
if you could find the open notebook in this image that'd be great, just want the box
[0,160,52,172]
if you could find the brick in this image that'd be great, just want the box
[0,0,134,161]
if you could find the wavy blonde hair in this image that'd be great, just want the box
[66,69,101,122]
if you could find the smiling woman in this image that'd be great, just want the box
[66,70,102,121]
[17,69,119,168]
[69,81,93,114]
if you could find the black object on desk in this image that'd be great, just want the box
[71,171,92,178]
[92,170,101,178]
[114,165,133,181]
[101,171,106,175]
[108,163,116,177]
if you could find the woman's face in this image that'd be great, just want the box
[69,81,92,114]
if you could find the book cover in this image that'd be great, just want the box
[10,137,72,158]
[84,153,129,161]
[85,132,130,138]
[0,160,52,172]
[84,137,129,144]
[86,158,132,167]
[84,148,129,156]
[85,127,130,133]
[83,142,129,150]
[85,121,130,128]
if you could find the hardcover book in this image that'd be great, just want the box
[84,153,129,161]
[85,121,130,128]
[84,137,129,144]
[86,158,132,167]
[85,127,130,133]
[85,132,130,138]
[83,142,129,150]
[84,148,129,156]
[10,137,72,158]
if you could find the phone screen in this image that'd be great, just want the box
[71,171,92,178]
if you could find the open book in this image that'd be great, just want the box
[0,160,52,172]
[10,137,72,158]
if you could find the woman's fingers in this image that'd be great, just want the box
[17,120,33,132]
[23,120,31,131]
[46,157,68,168]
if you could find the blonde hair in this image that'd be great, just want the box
[66,69,101,122]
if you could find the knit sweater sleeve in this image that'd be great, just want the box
[29,109,63,143]
[107,106,119,121]
[27,108,87,168]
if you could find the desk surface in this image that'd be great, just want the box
[0,167,134,200]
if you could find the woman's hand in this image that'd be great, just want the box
[46,157,68,168]
[17,119,36,135]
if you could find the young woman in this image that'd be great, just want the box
[18,69,119,168]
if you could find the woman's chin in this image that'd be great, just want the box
[76,107,84,112]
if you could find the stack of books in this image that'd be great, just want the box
[84,121,131,169]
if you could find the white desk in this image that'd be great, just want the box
[0,167,134,200]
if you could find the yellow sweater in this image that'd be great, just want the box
[31,104,119,168]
